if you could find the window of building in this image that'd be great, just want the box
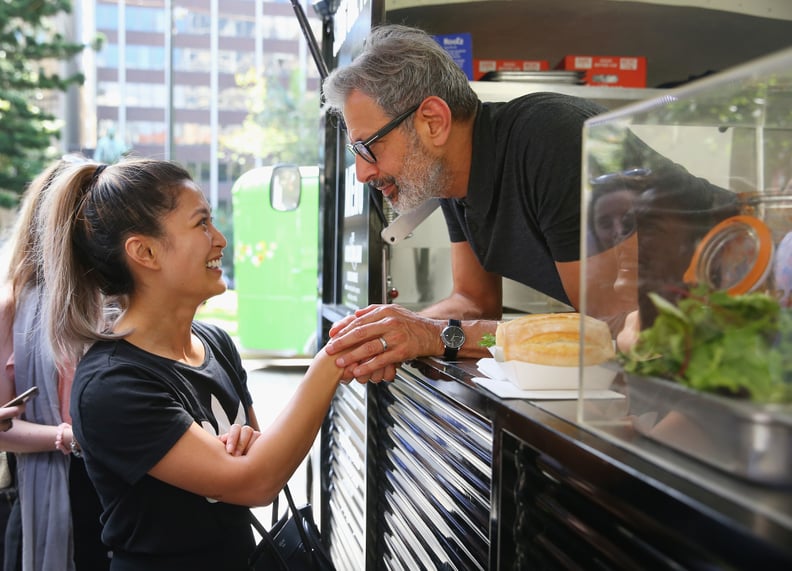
[126,121,167,147]
[130,83,168,108]
[96,3,166,33]
[174,85,213,109]
[173,47,211,72]
[217,86,250,111]
[95,44,120,69]
[175,122,212,145]
[95,2,118,30]
[97,44,166,71]
[184,161,209,183]
[129,6,167,32]
[174,9,211,35]
[96,81,121,107]
[217,16,257,37]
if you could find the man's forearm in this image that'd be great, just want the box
[417,293,503,321]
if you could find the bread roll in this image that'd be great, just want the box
[495,313,615,366]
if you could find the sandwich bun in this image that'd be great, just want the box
[495,313,615,366]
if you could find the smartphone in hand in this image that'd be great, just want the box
[2,386,39,408]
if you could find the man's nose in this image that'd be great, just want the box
[355,155,378,183]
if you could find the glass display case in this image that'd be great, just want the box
[578,46,792,486]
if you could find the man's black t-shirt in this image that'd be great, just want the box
[441,92,605,305]
[71,321,255,571]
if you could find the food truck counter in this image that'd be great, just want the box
[314,14,792,568]
[411,356,792,530]
[319,354,792,569]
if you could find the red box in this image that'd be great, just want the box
[557,55,647,87]
[473,58,549,80]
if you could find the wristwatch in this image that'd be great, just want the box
[440,319,465,361]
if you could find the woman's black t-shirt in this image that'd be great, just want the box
[71,321,255,571]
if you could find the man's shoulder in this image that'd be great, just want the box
[488,92,604,117]
[481,93,605,142]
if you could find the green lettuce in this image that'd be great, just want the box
[620,287,792,403]
[478,333,496,348]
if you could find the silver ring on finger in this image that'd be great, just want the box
[378,337,388,353]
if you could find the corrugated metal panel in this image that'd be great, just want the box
[325,381,367,569]
[374,374,493,569]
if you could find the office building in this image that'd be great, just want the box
[73,0,323,207]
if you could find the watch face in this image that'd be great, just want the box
[442,325,465,349]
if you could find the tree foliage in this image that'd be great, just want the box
[0,0,88,202]
[220,68,321,169]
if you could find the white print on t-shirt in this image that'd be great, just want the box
[201,395,247,502]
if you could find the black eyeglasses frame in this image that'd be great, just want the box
[346,103,421,164]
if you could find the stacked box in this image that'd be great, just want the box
[473,58,550,80]
[432,33,474,80]
[558,55,647,87]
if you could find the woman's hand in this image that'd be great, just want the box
[616,310,641,352]
[0,406,22,432]
[219,424,260,456]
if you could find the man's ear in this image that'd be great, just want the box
[416,96,452,147]
[125,235,159,270]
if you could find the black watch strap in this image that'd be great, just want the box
[443,319,463,361]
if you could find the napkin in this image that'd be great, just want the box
[475,358,624,400]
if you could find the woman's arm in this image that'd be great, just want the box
[148,347,342,506]
[0,419,74,454]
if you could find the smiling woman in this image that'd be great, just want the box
[30,156,360,571]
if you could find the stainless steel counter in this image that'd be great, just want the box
[319,311,792,568]
[431,356,792,528]
[398,357,792,566]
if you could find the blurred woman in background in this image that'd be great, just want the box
[0,157,110,571]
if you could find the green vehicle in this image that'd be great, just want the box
[232,164,319,355]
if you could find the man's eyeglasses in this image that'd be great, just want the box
[346,103,420,164]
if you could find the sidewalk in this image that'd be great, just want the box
[244,361,314,535]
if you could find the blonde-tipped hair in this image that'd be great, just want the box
[4,158,76,311]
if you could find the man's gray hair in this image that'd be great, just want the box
[323,25,479,121]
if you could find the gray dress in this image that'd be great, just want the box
[13,285,74,571]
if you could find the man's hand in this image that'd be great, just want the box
[326,304,442,382]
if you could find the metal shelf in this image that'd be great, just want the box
[470,80,667,108]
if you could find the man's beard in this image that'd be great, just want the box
[385,134,451,214]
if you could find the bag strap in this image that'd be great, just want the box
[249,508,267,537]
[270,494,279,527]
[249,510,289,570]
[249,483,324,570]
[282,483,323,568]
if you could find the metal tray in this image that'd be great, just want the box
[626,373,792,486]
[478,70,586,84]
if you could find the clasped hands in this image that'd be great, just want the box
[322,303,642,383]
[325,304,440,384]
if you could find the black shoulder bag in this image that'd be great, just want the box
[248,484,335,571]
